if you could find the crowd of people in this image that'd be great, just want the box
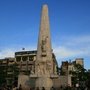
[0,84,90,90]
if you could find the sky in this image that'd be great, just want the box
[0,0,90,69]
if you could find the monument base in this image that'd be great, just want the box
[18,74,30,90]
[35,76,53,90]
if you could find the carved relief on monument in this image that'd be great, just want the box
[36,60,52,75]
[41,36,48,53]
[41,40,46,52]
[41,39,46,52]
[37,63,46,75]
[46,61,52,74]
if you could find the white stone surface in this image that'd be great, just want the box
[35,4,54,90]
[35,77,53,90]
[18,74,30,90]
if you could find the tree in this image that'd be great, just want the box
[69,64,88,88]
[58,67,66,75]
[85,70,90,89]
[0,65,7,86]
[6,63,19,87]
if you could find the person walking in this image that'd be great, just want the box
[18,84,22,90]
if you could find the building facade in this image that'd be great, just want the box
[60,58,84,87]
[0,50,58,86]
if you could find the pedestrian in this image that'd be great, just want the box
[42,87,45,90]
[36,87,39,90]
[18,84,22,90]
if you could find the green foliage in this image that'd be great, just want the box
[85,70,90,88]
[0,66,7,86]
[70,64,88,86]
[58,67,66,75]
[13,63,19,77]
[0,63,19,86]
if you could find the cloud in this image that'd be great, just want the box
[0,35,90,65]
[0,49,15,59]
[53,46,89,59]
[53,35,90,62]
[73,36,90,43]
[64,35,90,46]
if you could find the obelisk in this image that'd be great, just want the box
[35,4,53,90]
[35,4,53,75]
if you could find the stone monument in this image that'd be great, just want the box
[35,4,53,76]
[31,4,57,90]
[30,4,58,90]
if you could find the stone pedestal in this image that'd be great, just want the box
[18,74,30,90]
[30,74,59,90]
[35,76,53,90]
